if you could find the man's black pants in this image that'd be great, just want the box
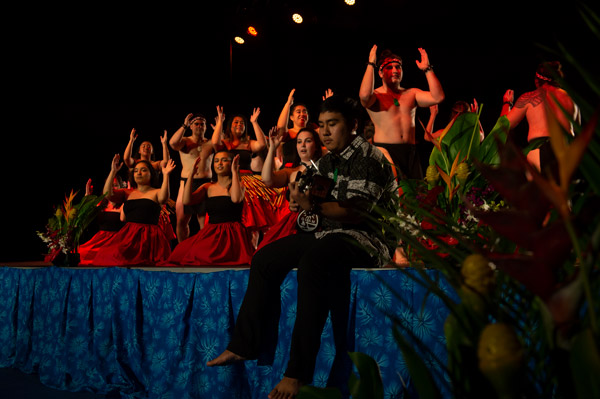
[227,232,377,384]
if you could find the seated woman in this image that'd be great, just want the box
[88,155,175,266]
[258,127,323,250]
[123,128,176,242]
[212,106,282,238]
[160,151,254,266]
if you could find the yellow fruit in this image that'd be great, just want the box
[461,254,495,296]
[426,165,440,185]
[456,162,470,185]
[478,323,524,397]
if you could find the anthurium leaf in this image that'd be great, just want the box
[529,220,573,270]
[473,209,541,248]
[484,254,557,299]
[570,328,600,399]
[443,113,480,163]
[473,163,551,224]
[392,328,442,399]
[348,352,384,399]
[478,116,509,164]
[297,386,342,399]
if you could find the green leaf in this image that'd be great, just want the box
[348,352,384,399]
[392,328,442,399]
[570,328,600,398]
[444,113,481,164]
[478,116,509,165]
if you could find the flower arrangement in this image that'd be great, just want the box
[37,189,106,265]
[390,109,510,261]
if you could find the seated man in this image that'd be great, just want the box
[207,96,397,398]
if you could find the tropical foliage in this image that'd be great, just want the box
[302,3,600,398]
[37,189,106,264]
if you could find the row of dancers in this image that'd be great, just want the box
[77,103,323,267]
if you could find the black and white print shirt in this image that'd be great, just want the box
[315,135,397,267]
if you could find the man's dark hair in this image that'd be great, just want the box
[319,95,359,127]
[378,49,402,68]
[535,61,564,87]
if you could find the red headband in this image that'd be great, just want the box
[379,58,402,71]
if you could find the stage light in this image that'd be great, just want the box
[292,13,303,24]
[345,0,356,4]
[247,26,258,36]
[234,36,245,44]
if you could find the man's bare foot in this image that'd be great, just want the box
[268,376,302,399]
[393,247,410,267]
[206,350,246,367]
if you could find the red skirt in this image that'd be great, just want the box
[240,174,285,232]
[257,211,299,251]
[159,205,176,242]
[160,221,254,266]
[78,230,119,265]
[88,222,172,267]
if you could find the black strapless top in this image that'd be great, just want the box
[229,149,253,171]
[282,139,297,167]
[206,196,243,223]
[124,199,161,225]
[97,210,125,232]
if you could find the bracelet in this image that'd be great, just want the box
[503,101,514,107]
[367,61,377,68]
[423,64,434,73]
[182,124,189,129]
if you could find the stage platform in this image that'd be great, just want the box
[0,263,453,398]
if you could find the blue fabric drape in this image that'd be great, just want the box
[0,266,452,398]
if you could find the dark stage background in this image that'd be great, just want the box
[3,1,593,262]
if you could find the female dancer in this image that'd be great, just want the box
[124,128,170,170]
[276,89,310,168]
[258,127,323,250]
[160,151,254,266]
[276,89,332,167]
[89,155,175,266]
[212,106,282,240]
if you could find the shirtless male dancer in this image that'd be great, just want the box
[169,113,215,242]
[359,45,445,180]
[501,61,580,175]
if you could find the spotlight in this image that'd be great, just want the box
[234,36,245,44]
[345,0,356,4]
[247,26,258,36]
[292,13,303,24]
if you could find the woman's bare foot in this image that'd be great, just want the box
[268,376,302,399]
[206,350,246,367]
